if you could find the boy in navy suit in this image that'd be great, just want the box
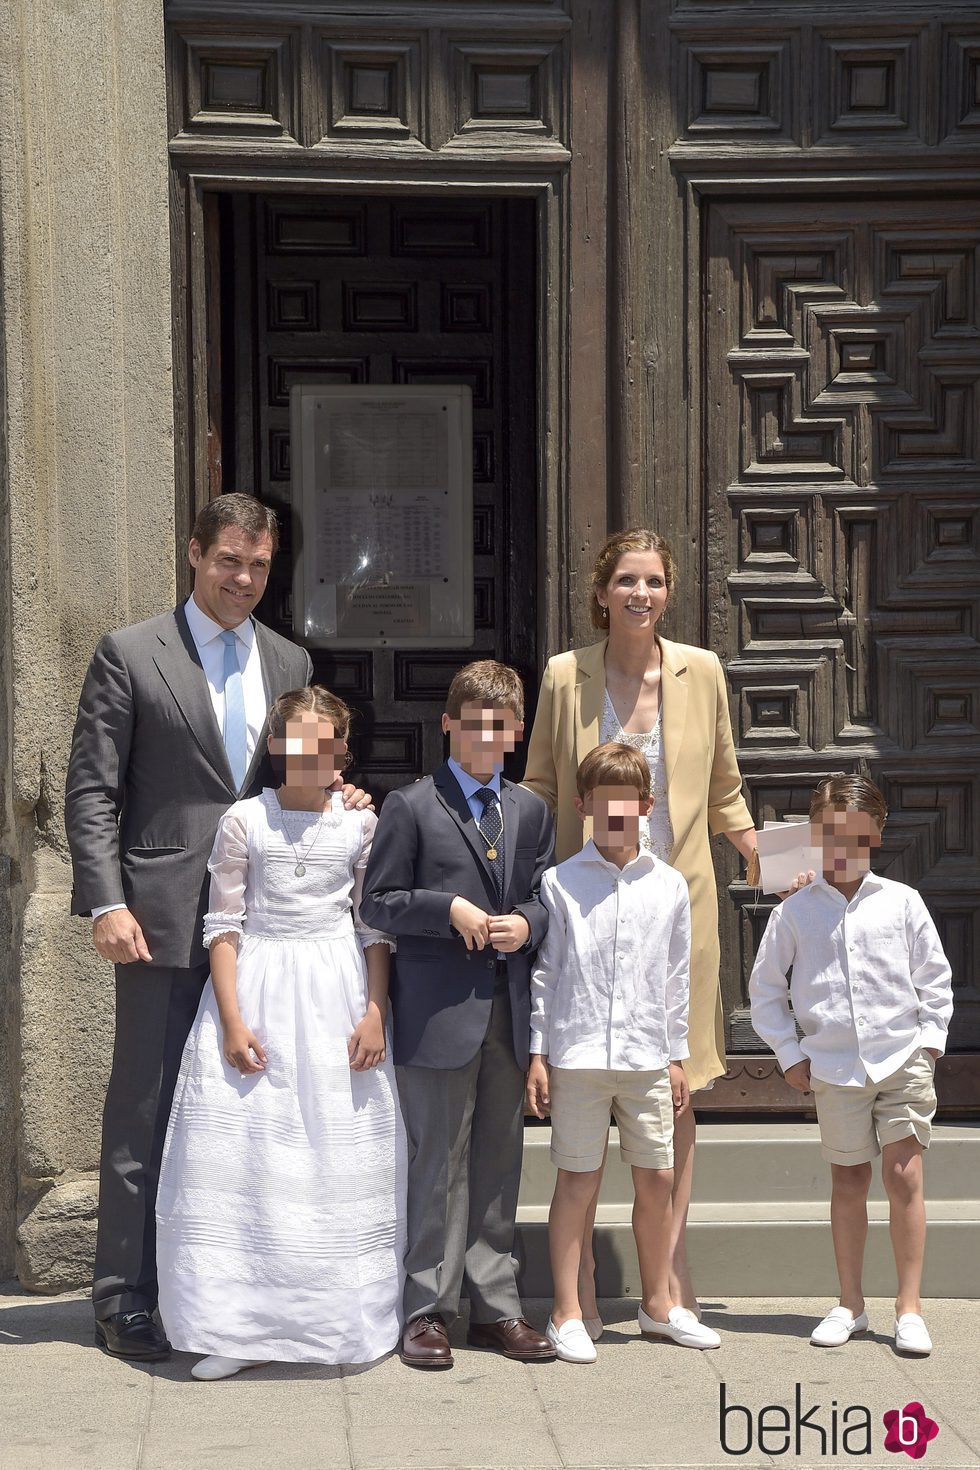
[361,660,556,1368]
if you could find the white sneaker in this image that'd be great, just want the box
[583,1316,603,1342]
[545,1317,598,1363]
[810,1307,869,1347]
[190,1355,269,1381]
[894,1313,932,1355]
[638,1305,721,1349]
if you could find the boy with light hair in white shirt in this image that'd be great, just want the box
[749,775,953,1357]
[526,742,721,1362]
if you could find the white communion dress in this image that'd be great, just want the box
[156,790,407,1365]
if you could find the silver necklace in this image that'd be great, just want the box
[276,791,343,876]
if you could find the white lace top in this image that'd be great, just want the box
[600,689,675,862]
[202,788,394,950]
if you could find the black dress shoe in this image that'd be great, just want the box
[95,1310,171,1361]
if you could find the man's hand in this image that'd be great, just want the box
[92,908,152,964]
[783,1059,812,1093]
[336,779,374,812]
[348,1005,386,1071]
[487,914,530,953]
[450,896,491,950]
[222,1019,267,1075]
[526,1055,550,1118]
[669,1060,690,1112]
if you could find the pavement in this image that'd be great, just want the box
[0,1285,977,1470]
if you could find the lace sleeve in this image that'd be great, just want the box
[202,808,249,949]
[352,810,396,953]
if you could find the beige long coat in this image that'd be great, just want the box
[523,637,752,1090]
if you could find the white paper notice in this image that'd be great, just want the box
[755,822,820,895]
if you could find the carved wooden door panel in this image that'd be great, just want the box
[703,197,980,1057]
[226,192,537,804]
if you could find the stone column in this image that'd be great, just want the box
[0,0,176,1287]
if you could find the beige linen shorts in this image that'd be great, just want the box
[811,1049,937,1166]
[548,1067,674,1171]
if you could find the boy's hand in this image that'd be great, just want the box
[337,780,374,811]
[924,1047,941,1059]
[526,1055,551,1117]
[669,1061,689,1112]
[222,1019,267,1075]
[777,869,816,901]
[487,914,530,952]
[349,1005,386,1071]
[450,896,491,950]
[783,1059,812,1093]
[92,908,153,964]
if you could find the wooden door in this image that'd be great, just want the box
[645,2,980,1102]
[219,191,537,802]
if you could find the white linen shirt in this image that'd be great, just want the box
[529,840,691,1070]
[749,872,952,1086]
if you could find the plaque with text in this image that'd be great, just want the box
[291,384,473,648]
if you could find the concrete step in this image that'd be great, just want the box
[514,1122,980,1299]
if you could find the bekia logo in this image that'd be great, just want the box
[883,1402,940,1459]
[719,1386,940,1459]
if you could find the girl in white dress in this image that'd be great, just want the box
[156,686,406,1380]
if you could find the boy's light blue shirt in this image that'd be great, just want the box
[447,756,501,824]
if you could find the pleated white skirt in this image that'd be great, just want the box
[156,930,407,1364]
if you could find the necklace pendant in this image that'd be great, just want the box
[486,846,497,861]
[294,862,306,877]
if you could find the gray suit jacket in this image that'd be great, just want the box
[65,603,312,969]
[359,763,555,1070]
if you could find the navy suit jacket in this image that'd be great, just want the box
[359,763,555,1069]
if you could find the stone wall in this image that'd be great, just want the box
[0,0,176,1287]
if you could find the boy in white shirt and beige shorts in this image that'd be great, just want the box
[750,775,953,1356]
[525,742,721,1362]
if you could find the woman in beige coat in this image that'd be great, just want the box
[523,528,757,1319]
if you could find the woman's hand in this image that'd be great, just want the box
[222,1019,267,1075]
[349,1004,386,1071]
[525,1055,551,1117]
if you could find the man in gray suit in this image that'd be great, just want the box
[66,494,362,1361]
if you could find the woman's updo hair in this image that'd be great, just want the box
[589,528,676,630]
[267,685,353,777]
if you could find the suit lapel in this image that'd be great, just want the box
[659,636,689,789]
[152,606,237,794]
[574,639,607,770]
[432,764,499,907]
[501,780,521,901]
[241,621,293,793]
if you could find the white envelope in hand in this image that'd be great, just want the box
[754,821,820,895]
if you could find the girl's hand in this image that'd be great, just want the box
[669,1061,690,1112]
[222,1020,267,1075]
[525,1055,550,1117]
[349,1006,385,1071]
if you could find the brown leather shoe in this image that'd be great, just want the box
[400,1313,453,1369]
[467,1317,557,1361]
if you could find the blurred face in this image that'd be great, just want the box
[268,713,347,789]
[442,702,523,776]
[576,784,653,853]
[596,551,670,636]
[813,804,882,885]
[189,527,274,630]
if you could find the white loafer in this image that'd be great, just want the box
[583,1316,603,1342]
[810,1307,869,1347]
[190,1355,269,1381]
[545,1317,597,1364]
[638,1305,721,1349]
[894,1314,932,1355]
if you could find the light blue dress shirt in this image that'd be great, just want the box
[447,757,502,824]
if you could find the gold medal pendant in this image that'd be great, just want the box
[486,846,497,861]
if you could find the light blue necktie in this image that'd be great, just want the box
[219,628,247,791]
